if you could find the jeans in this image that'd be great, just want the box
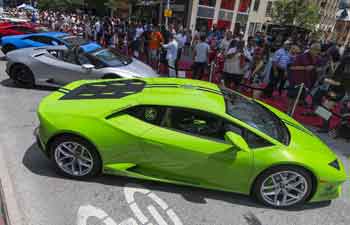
[168,59,176,77]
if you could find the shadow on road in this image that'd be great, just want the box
[0,78,59,91]
[23,143,331,211]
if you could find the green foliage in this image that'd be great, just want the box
[272,0,320,30]
[37,0,85,10]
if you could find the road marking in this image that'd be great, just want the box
[148,192,168,210]
[77,184,183,225]
[124,184,183,225]
[77,205,117,225]
[166,209,183,225]
[130,202,148,224]
[147,205,168,225]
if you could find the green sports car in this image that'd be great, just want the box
[35,78,347,208]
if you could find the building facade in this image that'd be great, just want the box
[314,0,340,31]
[188,0,274,38]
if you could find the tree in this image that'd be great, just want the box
[37,0,84,10]
[271,0,320,30]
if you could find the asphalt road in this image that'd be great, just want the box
[0,57,350,225]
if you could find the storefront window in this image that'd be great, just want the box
[199,0,217,7]
[221,0,235,10]
[238,0,252,13]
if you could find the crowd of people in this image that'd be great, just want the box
[3,8,350,138]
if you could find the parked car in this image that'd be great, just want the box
[0,22,48,39]
[1,32,101,54]
[35,78,347,208]
[6,45,158,87]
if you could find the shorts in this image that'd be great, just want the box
[222,72,244,86]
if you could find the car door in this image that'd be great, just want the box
[33,49,91,84]
[138,106,254,192]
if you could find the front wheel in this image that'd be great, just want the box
[253,166,313,208]
[50,135,102,179]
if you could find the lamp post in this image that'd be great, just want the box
[165,0,170,28]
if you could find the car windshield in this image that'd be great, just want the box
[60,35,89,46]
[221,87,290,145]
[91,48,132,67]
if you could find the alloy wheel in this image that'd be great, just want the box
[54,141,94,177]
[260,171,308,207]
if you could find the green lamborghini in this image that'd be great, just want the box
[35,78,347,208]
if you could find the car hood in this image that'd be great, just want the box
[115,58,158,78]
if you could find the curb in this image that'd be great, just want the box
[0,139,25,225]
[0,180,10,225]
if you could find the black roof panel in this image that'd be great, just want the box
[60,79,146,100]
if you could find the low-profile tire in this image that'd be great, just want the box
[49,135,102,179]
[2,44,16,54]
[102,74,121,79]
[10,64,35,88]
[253,166,313,208]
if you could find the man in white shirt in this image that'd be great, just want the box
[133,23,144,58]
[175,31,187,76]
[162,34,179,77]
[192,35,210,80]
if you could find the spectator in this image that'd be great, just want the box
[267,40,292,97]
[222,40,245,89]
[148,26,164,69]
[220,31,233,52]
[288,43,321,114]
[162,34,178,77]
[175,29,187,76]
[192,35,210,80]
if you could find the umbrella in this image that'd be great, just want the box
[17,3,37,11]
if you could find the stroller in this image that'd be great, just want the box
[328,96,350,140]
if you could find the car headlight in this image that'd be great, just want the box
[329,159,340,170]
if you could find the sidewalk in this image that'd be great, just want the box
[0,181,9,225]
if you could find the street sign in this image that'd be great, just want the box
[164,9,172,17]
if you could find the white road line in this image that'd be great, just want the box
[103,217,118,225]
[77,205,109,225]
[118,218,139,225]
[147,205,168,225]
[166,209,183,225]
[124,186,151,204]
[147,192,169,210]
[130,202,148,224]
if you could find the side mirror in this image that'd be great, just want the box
[225,131,249,152]
[82,64,95,71]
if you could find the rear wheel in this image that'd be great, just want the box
[50,135,102,179]
[10,64,35,88]
[253,166,313,208]
[2,44,16,54]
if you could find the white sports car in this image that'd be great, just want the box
[6,45,158,87]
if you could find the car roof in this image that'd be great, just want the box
[140,78,226,113]
[60,78,227,115]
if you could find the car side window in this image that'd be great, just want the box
[77,53,91,65]
[87,55,105,69]
[245,130,273,149]
[162,107,228,141]
[125,106,165,126]
[24,36,55,45]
